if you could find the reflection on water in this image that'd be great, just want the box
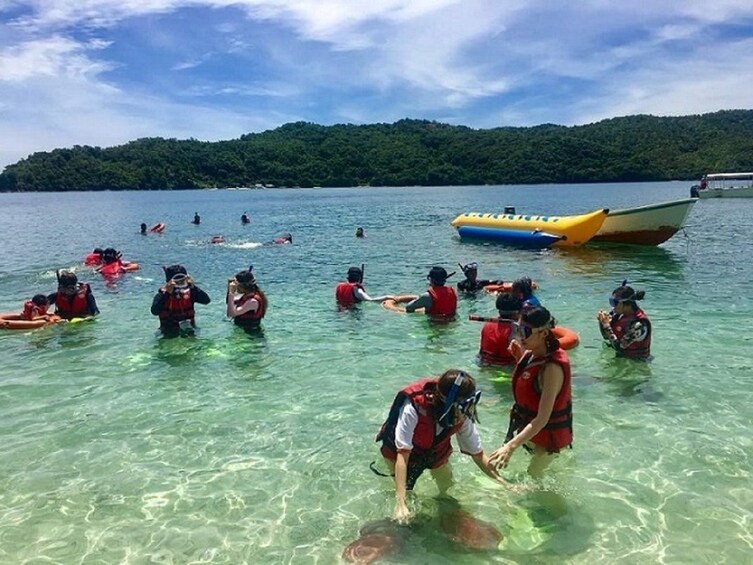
[551,245,687,282]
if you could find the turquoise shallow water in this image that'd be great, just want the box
[1,183,751,563]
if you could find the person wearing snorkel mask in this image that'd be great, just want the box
[457,262,505,295]
[150,265,211,336]
[375,369,502,524]
[405,267,458,318]
[597,283,651,359]
[335,266,394,308]
[489,306,572,478]
[226,268,267,329]
[47,271,99,320]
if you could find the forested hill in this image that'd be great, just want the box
[2,110,753,191]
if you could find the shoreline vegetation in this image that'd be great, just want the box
[2,110,753,192]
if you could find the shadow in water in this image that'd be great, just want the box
[577,350,661,401]
[551,244,687,282]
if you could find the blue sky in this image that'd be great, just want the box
[1,1,753,168]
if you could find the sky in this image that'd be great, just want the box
[1,1,753,169]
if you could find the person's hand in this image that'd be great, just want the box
[489,443,516,469]
[392,501,412,525]
[186,275,194,287]
[228,280,238,293]
[508,339,524,361]
[164,280,175,293]
[597,310,610,326]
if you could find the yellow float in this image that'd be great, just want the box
[451,208,609,247]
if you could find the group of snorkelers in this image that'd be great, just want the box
[333,260,651,521]
[7,248,652,529]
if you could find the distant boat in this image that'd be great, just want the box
[591,198,697,246]
[451,208,608,247]
[691,172,753,198]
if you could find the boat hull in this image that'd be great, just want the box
[457,226,564,248]
[697,186,753,198]
[451,208,608,247]
[591,198,697,246]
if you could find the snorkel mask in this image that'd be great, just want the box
[171,273,189,290]
[609,279,632,307]
[438,372,481,428]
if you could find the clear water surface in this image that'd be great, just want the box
[0,183,751,563]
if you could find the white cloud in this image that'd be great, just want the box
[2,1,753,168]
[0,36,113,82]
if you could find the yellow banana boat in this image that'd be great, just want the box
[451,207,609,247]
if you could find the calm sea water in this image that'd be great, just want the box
[0,183,751,564]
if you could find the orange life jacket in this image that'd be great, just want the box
[509,348,572,452]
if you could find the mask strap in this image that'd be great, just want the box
[439,372,466,427]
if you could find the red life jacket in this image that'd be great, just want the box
[335,282,363,307]
[84,253,102,266]
[376,379,462,461]
[158,288,195,330]
[479,319,516,365]
[234,293,266,326]
[427,286,457,318]
[510,348,572,452]
[610,308,651,359]
[22,301,48,320]
[99,261,123,276]
[54,284,91,319]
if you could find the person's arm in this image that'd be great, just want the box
[353,287,393,303]
[86,292,100,316]
[489,362,564,468]
[597,311,622,349]
[226,293,259,318]
[190,286,211,305]
[405,292,432,313]
[456,419,502,482]
[151,290,168,315]
[392,401,419,523]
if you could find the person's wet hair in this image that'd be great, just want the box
[32,294,49,306]
[436,369,476,402]
[495,292,521,314]
[58,271,78,288]
[611,285,645,310]
[102,248,118,264]
[347,267,363,283]
[512,277,534,297]
[521,306,559,353]
[93,248,103,254]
